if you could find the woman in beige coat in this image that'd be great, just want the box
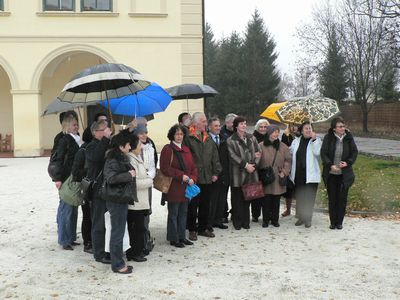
[126,135,153,262]
[259,125,292,228]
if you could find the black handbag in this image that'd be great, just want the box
[259,150,278,186]
[100,180,137,205]
[80,177,93,203]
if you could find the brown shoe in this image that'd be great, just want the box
[198,229,215,238]
[281,210,291,217]
[189,231,197,241]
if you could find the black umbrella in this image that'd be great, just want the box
[58,63,151,104]
[165,83,218,111]
[57,63,151,127]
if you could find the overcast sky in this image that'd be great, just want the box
[204,0,319,76]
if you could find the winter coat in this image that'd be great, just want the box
[160,143,198,203]
[184,127,222,184]
[321,129,358,188]
[281,133,295,147]
[220,125,234,141]
[253,130,265,143]
[52,134,80,183]
[289,136,322,184]
[227,132,261,188]
[103,150,137,204]
[85,137,110,196]
[259,139,292,195]
[127,153,152,210]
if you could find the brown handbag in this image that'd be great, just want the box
[153,149,174,193]
[241,181,264,201]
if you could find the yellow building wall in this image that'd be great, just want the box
[0,0,204,156]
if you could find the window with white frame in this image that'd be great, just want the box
[81,0,112,11]
[43,0,74,11]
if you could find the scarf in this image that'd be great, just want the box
[189,125,209,142]
[69,133,81,146]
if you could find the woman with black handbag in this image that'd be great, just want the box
[259,125,292,228]
[226,116,262,230]
[102,133,137,274]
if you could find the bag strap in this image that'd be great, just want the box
[271,149,278,168]
[170,145,187,173]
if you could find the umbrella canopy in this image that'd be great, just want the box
[276,96,340,124]
[166,83,218,100]
[98,83,172,117]
[260,101,287,123]
[41,98,87,117]
[58,63,151,103]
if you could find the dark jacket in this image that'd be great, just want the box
[226,132,261,187]
[209,133,230,186]
[321,129,358,188]
[52,134,80,182]
[85,137,110,197]
[103,149,137,204]
[184,128,222,184]
[160,143,198,203]
[220,125,234,141]
[281,133,295,147]
[253,130,265,143]
[71,142,89,182]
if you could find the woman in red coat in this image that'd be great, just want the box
[160,124,198,248]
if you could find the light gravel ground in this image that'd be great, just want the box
[0,158,399,300]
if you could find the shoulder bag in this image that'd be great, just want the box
[259,149,278,186]
[153,147,174,193]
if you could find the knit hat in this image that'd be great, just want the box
[266,124,279,137]
[133,124,148,135]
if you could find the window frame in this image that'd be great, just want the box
[43,0,75,11]
[81,0,112,12]
[0,0,4,11]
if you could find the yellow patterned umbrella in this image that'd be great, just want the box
[276,96,340,124]
[260,101,287,122]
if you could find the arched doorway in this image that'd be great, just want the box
[0,65,13,153]
[38,51,109,149]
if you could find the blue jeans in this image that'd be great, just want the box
[106,200,128,271]
[57,199,78,246]
[167,201,188,242]
[91,197,107,260]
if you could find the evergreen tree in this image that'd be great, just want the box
[319,29,348,102]
[204,23,220,115]
[242,9,280,121]
[377,60,399,101]
[208,32,244,118]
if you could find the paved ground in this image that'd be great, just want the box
[352,136,400,159]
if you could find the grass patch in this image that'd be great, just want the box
[316,154,400,212]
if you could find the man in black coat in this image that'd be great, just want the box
[207,117,229,230]
[85,119,112,264]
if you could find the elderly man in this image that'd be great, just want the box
[184,112,222,240]
[85,120,112,264]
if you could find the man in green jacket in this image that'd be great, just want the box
[184,112,222,241]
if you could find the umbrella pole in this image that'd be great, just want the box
[102,82,115,133]
[186,96,189,112]
[77,107,86,130]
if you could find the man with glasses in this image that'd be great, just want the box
[86,119,112,264]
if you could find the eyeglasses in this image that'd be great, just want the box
[336,125,345,128]
[259,126,268,129]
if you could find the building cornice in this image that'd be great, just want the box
[0,12,11,17]
[128,13,168,18]
[0,35,202,43]
[36,12,119,17]
[10,90,41,95]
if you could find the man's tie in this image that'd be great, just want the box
[215,135,219,146]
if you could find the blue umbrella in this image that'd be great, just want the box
[99,82,172,117]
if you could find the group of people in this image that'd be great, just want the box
[50,110,358,275]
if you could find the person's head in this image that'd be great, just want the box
[133,124,148,143]
[62,115,79,135]
[330,117,346,136]
[225,113,238,131]
[299,121,313,138]
[91,120,109,140]
[129,134,141,156]
[233,116,246,134]
[255,119,270,135]
[59,110,78,125]
[94,112,108,123]
[110,132,131,155]
[135,117,148,127]
[167,124,185,144]
[191,112,207,132]
[285,124,299,136]
[178,112,191,127]
[266,124,280,142]
[208,117,221,135]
